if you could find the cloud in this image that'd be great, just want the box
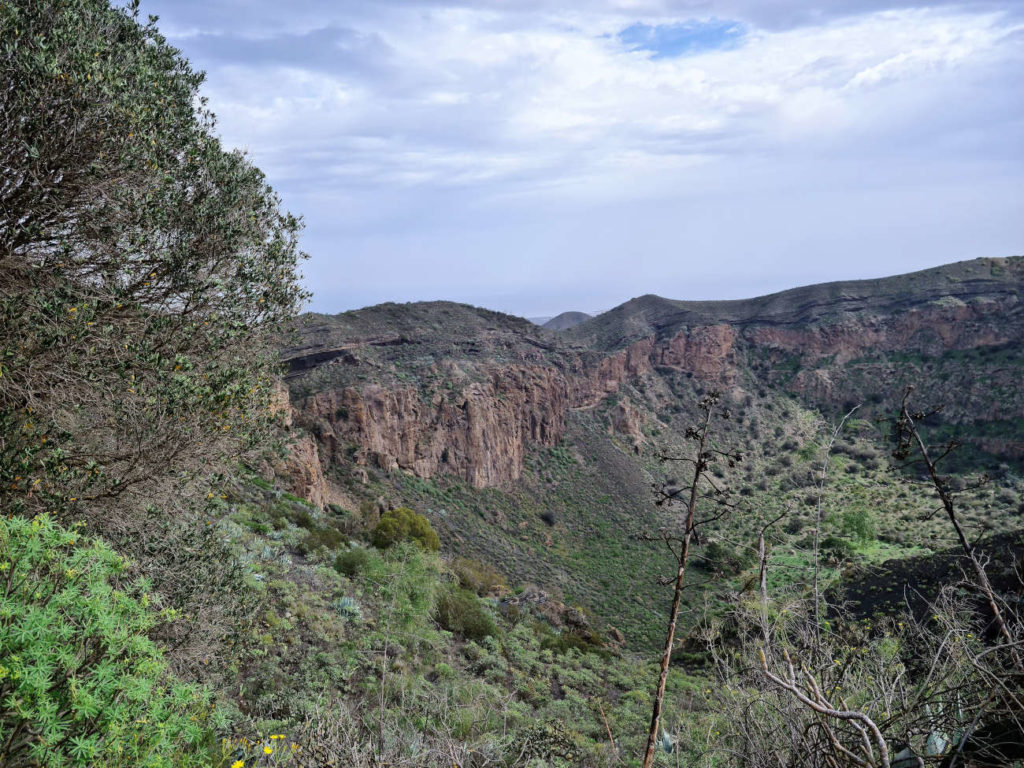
[179,26,395,79]
[133,0,1024,315]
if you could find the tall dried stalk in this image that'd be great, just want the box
[641,391,742,768]
[893,387,1023,677]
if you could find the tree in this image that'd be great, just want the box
[1,0,308,517]
[0,0,307,668]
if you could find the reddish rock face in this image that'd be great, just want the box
[301,366,572,488]
[289,325,743,489]
[608,397,646,453]
[658,325,737,382]
[286,300,1021,491]
[269,383,351,509]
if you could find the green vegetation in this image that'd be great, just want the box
[334,546,372,578]
[1,0,308,520]
[0,515,214,767]
[435,587,498,641]
[371,507,441,551]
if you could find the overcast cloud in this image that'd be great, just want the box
[136,0,1024,317]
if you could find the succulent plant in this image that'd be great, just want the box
[334,596,363,622]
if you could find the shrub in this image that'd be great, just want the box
[301,525,345,554]
[840,507,876,545]
[450,556,505,596]
[371,507,440,551]
[821,535,857,561]
[700,541,753,575]
[436,587,497,641]
[539,628,609,658]
[0,515,214,767]
[284,503,317,531]
[334,546,372,578]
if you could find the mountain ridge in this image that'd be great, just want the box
[568,256,1024,350]
[282,256,1024,499]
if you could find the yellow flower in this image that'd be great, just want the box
[263,746,273,755]
[231,761,244,768]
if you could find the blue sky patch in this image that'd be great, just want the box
[618,19,746,59]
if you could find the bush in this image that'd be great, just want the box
[334,546,372,578]
[436,587,497,641]
[371,507,440,551]
[301,525,345,554]
[0,515,214,767]
[840,507,876,545]
[700,541,753,575]
[539,628,609,658]
[821,535,857,561]
[450,556,505,596]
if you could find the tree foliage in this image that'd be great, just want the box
[0,0,308,524]
[0,0,307,671]
[0,514,215,767]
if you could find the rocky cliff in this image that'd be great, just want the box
[281,257,1024,499]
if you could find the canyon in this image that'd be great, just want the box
[281,257,1024,499]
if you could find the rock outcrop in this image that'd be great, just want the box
[300,366,572,488]
[269,382,355,510]
[608,397,646,452]
[745,296,1015,365]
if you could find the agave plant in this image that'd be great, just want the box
[334,596,363,622]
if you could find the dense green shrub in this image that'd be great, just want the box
[840,507,876,545]
[0,515,215,767]
[539,628,609,658]
[334,546,372,578]
[371,507,440,551]
[699,541,753,575]
[436,587,497,641]
[821,535,857,560]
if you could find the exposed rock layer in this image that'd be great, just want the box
[282,258,1024,492]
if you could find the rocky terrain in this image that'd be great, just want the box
[275,256,1024,645]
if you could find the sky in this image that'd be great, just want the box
[136,0,1023,318]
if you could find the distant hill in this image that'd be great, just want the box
[543,311,592,331]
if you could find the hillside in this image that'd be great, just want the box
[568,256,1024,349]
[278,256,1024,649]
